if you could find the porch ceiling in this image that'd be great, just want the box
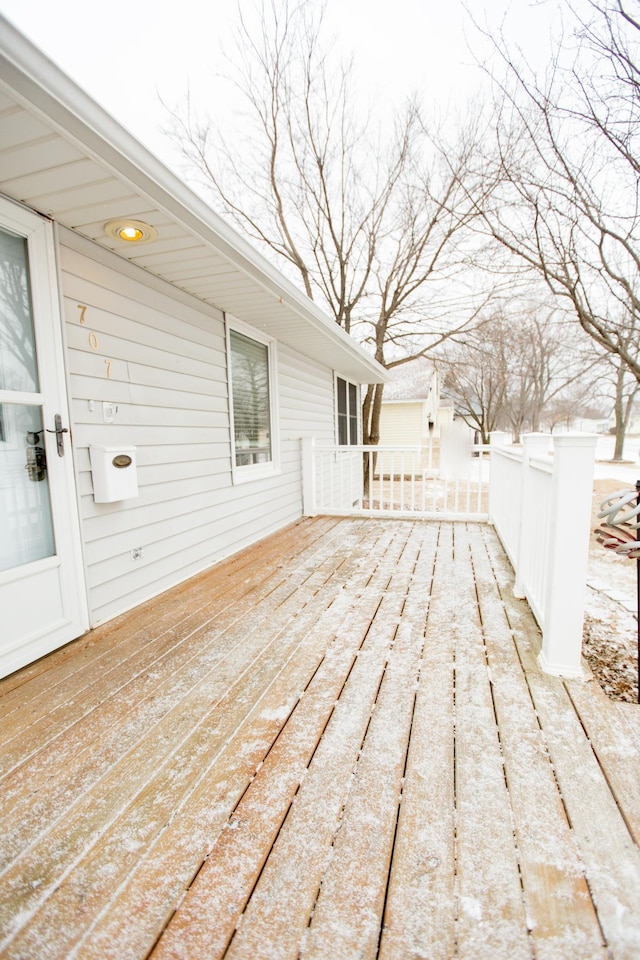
[1,517,638,959]
[0,16,387,386]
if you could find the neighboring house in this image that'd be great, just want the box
[0,19,387,679]
[379,399,434,449]
[378,369,459,473]
[378,368,458,443]
[379,368,439,444]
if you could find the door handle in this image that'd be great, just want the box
[46,414,69,457]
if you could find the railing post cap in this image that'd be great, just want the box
[522,433,551,453]
[552,434,598,450]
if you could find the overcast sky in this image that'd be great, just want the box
[0,0,565,177]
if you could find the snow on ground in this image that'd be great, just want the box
[585,436,639,703]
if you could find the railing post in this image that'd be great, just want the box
[514,434,552,599]
[538,434,597,679]
[301,437,316,517]
[488,432,508,524]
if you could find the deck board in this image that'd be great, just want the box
[0,517,339,753]
[452,524,531,960]
[0,517,338,718]
[0,524,362,870]
[300,526,437,959]
[484,525,640,960]
[469,524,606,960]
[221,523,419,960]
[1,520,374,956]
[86,520,400,960]
[378,522,455,960]
[0,516,638,960]
[565,683,640,847]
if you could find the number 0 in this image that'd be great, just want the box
[89,332,99,350]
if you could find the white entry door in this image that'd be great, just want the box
[0,198,88,678]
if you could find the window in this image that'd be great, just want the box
[228,323,279,480]
[336,376,359,445]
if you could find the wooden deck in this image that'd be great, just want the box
[1,516,639,960]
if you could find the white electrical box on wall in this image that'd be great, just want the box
[90,445,139,503]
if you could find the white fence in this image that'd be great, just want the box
[302,438,490,521]
[490,433,597,679]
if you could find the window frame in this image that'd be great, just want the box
[334,373,361,446]
[226,316,280,484]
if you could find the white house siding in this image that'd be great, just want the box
[59,232,337,627]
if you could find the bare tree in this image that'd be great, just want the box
[167,0,498,444]
[472,0,640,382]
[501,308,601,441]
[439,314,509,443]
[544,392,607,434]
[599,350,640,457]
[440,305,599,443]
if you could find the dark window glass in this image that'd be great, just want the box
[348,382,358,444]
[336,376,358,445]
[230,330,272,467]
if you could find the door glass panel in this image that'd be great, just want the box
[0,227,39,393]
[0,222,55,572]
[0,404,55,572]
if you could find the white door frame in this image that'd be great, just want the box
[0,196,88,677]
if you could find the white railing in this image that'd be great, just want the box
[488,443,524,569]
[301,438,490,522]
[490,433,597,679]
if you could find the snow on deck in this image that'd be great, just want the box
[0,516,638,959]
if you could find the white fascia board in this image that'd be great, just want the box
[0,15,388,386]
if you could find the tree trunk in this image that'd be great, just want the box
[369,383,385,445]
[362,382,385,444]
[362,382,385,498]
[362,385,374,445]
[612,365,627,461]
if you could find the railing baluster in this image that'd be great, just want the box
[411,451,416,512]
[306,443,491,520]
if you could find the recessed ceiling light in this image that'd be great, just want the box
[104,219,158,243]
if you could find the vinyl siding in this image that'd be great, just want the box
[59,232,337,627]
[379,402,428,446]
